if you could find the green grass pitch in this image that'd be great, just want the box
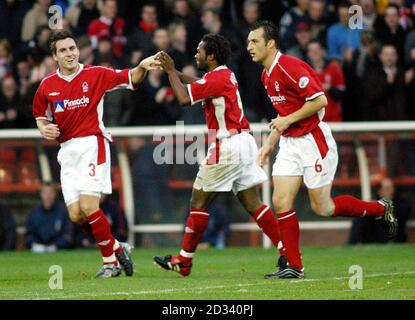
[0,244,414,300]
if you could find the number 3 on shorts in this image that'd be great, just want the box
[89,163,96,176]
[314,159,322,173]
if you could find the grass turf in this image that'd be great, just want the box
[0,244,414,300]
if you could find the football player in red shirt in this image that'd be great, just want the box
[33,30,159,278]
[247,20,398,278]
[153,34,296,278]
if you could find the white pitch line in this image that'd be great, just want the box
[3,271,415,300]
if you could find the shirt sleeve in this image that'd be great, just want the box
[187,72,224,105]
[101,67,137,91]
[286,61,324,101]
[33,83,52,121]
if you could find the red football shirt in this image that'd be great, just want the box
[187,66,250,139]
[262,51,325,137]
[33,64,135,143]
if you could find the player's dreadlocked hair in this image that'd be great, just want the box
[49,30,78,54]
[201,34,232,66]
[249,20,279,48]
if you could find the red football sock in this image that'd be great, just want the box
[179,208,210,264]
[252,205,285,256]
[333,195,385,217]
[86,209,117,264]
[277,210,303,270]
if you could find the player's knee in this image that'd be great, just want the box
[79,202,99,216]
[68,210,84,224]
[310,201,332,217]
[272,194,293,213]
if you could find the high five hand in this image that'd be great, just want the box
[139,54,162,70]
[156,51,175,72]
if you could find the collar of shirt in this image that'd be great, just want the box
[57,63,84,82]
[266,51,282,76]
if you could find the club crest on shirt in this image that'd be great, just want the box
[82,82,89,93]
[299,77,309,88]
[274,81,280,92]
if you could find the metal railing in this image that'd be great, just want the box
[1,121,415,247]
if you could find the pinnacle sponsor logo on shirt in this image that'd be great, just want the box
[54,96,90,112]
[53,101,65,112]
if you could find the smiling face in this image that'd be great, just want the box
[53,37,80,75]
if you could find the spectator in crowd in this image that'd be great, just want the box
[389,0,414,30]
[66,0,101,37]
[235,0,262,40]
[307,0,329,48]
[279,0,309,51]
[201,7,243,70]
[128,68,180,125]
[29,55,57,85]
[26,182,73,252]
[169,0,204,53]
[0,76,20,129]
[361,44,408,120]
[127,3,159,55]
[168,22,193,66]
[94,36,126,69]
[361,0,378,30]
[349,178,412,244]
[77,36,95,65]
[14,59,31,96]
[145,27,189,71]
[21,0,52,42]
[0,39,14,81]
[374,4,407,64]
[327,1,362,62]
[343,29,379,121]
[25,25,53,83]
[307,40,345,122]
[0,0,31,50]
[88,0,126,58]
[286,22,313,61]
[404,20,415,67]
[0,201,17,251]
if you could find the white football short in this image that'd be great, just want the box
[57,135,112,205]
[272,122,338,189]
[193,131,268,194]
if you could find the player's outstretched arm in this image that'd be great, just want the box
[36,119,60,140]
[158,51,191,105]
[130,54,161,85]
[155,51,199,84]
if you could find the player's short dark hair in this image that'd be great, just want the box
[49,30,78,54]
[249,20,279,47]
[201,34,231,66]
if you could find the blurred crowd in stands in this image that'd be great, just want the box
[1,0,415,130]
[1,0,415,250]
